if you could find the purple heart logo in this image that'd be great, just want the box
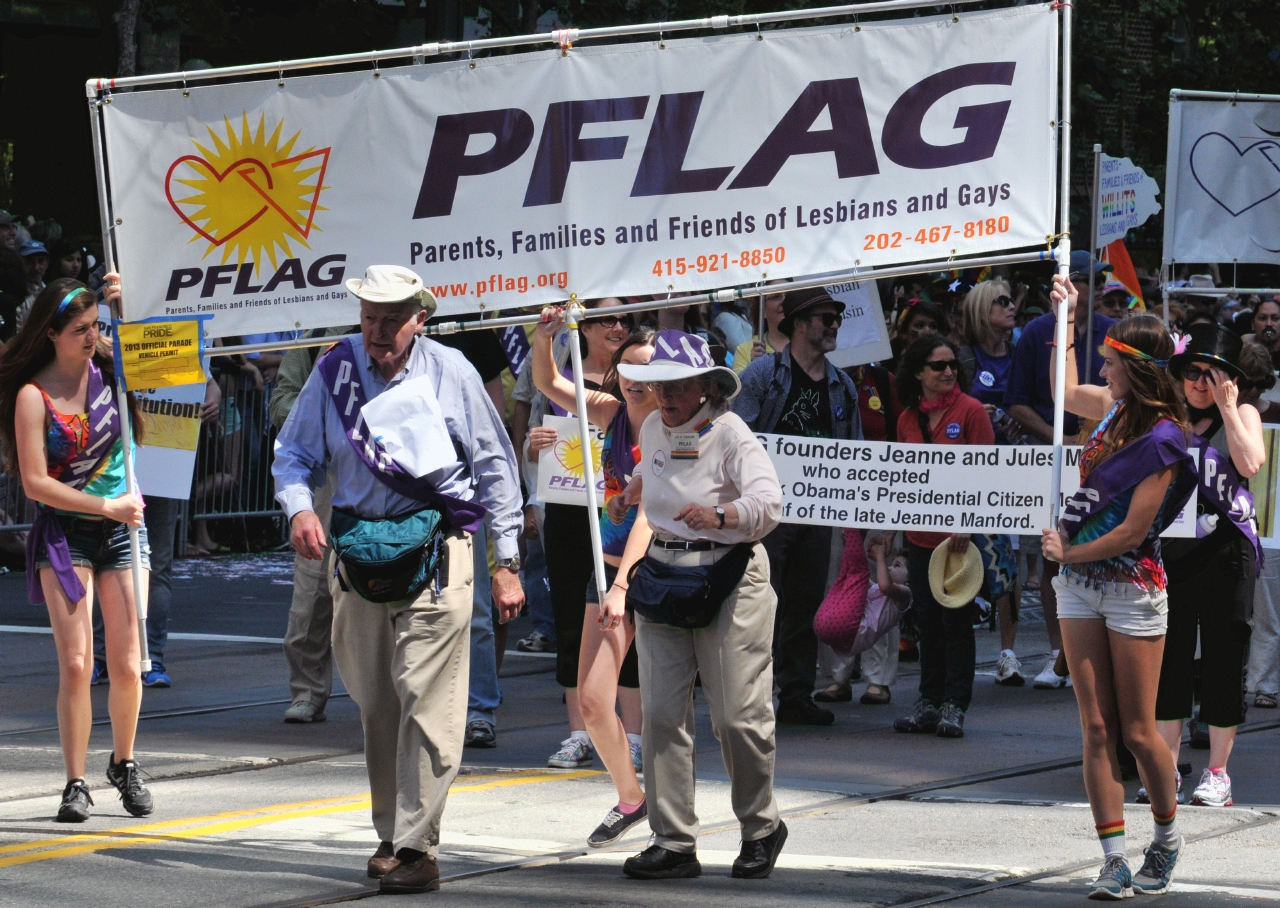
[1189,132,1280,217]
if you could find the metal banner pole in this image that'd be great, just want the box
[88,96,151,673]
[1162,264,1171,326]
[564,303,610,621]
[1086,143,1101,380]
[1049,0,1073,527]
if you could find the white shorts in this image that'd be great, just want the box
[1052,573,1168,637]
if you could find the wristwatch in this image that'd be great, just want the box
[714,506,726,528]
[496,556,522,572]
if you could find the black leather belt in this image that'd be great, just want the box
[651,538,729,551]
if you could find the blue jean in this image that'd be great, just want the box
[468,528,502,728]
[94,496,177,669]
[522,534,556,641]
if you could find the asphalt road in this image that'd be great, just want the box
[3,553,1280,908]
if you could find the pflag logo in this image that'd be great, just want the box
[164,113,330,272]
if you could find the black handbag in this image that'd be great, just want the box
[625,543,754,629]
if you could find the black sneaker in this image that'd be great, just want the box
[106,754,154,817]
[463,720,496,749]
[776,697,835,726]
[56,779,93,823]
[893,698,940,734]
[936,702,966,738]
[588,799,648,847]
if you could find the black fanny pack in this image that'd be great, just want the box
[625,543,754,629]
[330,507,446,603]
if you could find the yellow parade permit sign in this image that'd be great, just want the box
[115,319,206,389]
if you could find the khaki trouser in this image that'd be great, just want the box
[284,477,334,709]
[635,542,781,853]
[330,529,473,855]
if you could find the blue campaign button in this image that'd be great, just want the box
[945,422,962,439]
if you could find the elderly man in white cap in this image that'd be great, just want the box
[273,265,524,894]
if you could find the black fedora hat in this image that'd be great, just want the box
[1168,323,1246,381]
[780,287,841,336]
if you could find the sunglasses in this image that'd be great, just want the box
[589,314,635,329]
[924,359,959,373]
[647,379,694,395]
[805,311,843,328]
[1182,364,1216,383]
[993,295,1014,308]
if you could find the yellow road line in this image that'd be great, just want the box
[0,769,601,867]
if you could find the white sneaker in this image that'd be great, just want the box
[994,650,1025,686]
[630,738,643,773]
[1191,767,1233,806]
[1033,653,1070,689]
[548,735,595,769]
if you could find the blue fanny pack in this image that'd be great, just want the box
[330,507,446,603]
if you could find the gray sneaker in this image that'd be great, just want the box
[893,698,941,734]
[283,701,325,723]
[588,799,647,847]
[1088,855,1133,900]
[548,736,594,769]
[935,702,965,738]
[1132,836,1183,894]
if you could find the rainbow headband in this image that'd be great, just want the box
[1105,335,1168,369]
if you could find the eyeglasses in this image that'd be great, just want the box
[1182,364,1214,383]
[647,380,693,395]
[805,311,843,328]
[589,314,635,329]
[924,360,959,373]
[993,295,1014,308]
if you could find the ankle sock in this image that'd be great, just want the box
[617,798,644,815]
[1096,820,1126,860]
[1152,807,1179,847]
[569,730,590,744]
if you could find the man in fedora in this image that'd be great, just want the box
[733,287,862,726]
[273,265,525,894]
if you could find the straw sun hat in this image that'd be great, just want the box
[928,540,985,609]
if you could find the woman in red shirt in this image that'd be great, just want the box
[892,335,994,739]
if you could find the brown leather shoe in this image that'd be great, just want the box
[367,841,399,879]
[379,854,440,894]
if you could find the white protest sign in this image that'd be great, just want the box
[536,415,606,506]
[135,383,205,499]
[1164,96,1280,264]
[825,280,893,368]
[760,434,1054,532]
[100,4,1058,337]
[1095,153,1160,246]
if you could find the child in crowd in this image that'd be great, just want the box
[859,536,912,704]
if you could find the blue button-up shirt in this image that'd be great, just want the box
[272,335,522,561]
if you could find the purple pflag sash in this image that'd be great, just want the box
[315,338,485,533]
[500,325,531,376]
[1059,420,1197,542]
[1192,434,1263,573]
[26,361,122,604]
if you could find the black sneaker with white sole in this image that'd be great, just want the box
[588,799,647,847]
[56,779,94,823]
[106,754,154,817]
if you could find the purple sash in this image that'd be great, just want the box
[314,338,485,533]
[26,361,122,604]
[500,326,531,376]
[1059,419,1197,541]
[1192,433,1263,572]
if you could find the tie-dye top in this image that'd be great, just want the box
[1064,402,1169,591]
[36,384,129,510]
[600,402,640,558]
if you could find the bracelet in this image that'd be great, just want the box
[611,581,629,592]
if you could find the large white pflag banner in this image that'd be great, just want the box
[101,4,1058,337]
[1164,95,1280,265]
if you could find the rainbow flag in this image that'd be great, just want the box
[1101,239,1144,310]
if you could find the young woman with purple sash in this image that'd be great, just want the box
[1042,275,1197,899]
[1154,325,1265,810]
[530,309,659,847]
[0,276,152,823]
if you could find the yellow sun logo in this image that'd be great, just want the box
[164,113,331,273]
[554,431,605,479]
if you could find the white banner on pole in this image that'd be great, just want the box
[1095,153,1160,246]
[101,4,1058,337]
[134,383,204,499]
[1164,96,1280,264]
[825,280,893,369]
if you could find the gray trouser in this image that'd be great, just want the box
[284,478,334,709]
[330,530,473,854]
[635,542,781,853]
[1248,552,1280,696]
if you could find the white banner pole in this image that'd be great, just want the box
[88,97,151,674]
[1049,0,1073,525]
[564,303,610,620]
[1086,143,1100,380]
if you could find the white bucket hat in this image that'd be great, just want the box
[617,329,741,400]
[346,265,438,316]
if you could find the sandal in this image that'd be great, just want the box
[1255,692,1278,709]
[860,684,891,705]
[814,683,852,703]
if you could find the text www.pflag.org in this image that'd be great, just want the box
[431,270,570,300]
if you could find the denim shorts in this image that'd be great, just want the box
[584,562,620,605]
[36,515,152,575]
[1052,572,1167,636]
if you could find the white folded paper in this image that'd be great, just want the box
[359,374,455,478]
